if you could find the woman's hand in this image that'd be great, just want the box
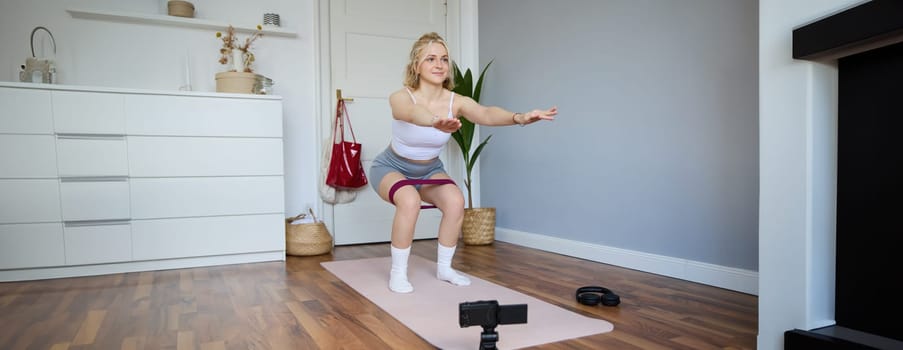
[518,106,558,126]
[433,116,462,133]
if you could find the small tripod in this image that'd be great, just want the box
[479,325,499,350]
[459,300,527,349]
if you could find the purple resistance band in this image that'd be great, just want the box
[388,179,457,209]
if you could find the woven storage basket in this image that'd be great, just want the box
[167,0,195,18]
[285,213,333,256]
[215,72,257,94]
[462,207,495,245]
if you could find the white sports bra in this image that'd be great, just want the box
[391,88,455,160]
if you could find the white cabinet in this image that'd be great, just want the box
[52,91,126,135]
[125,95,282,137]
[56,136,129,177]
[131,177,284,219]
[0,223,65,269]
[0,180,61,224]
[0,135,57,178]
[59,180,131,221]
[64,222,132,265]
[131,214,284,260]
[0,83,285,281]
[128,137,284,177]
[0,87,52,133]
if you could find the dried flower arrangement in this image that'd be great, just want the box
[216,25,263,73]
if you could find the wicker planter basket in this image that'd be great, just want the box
[462,207,495,245]
[285,211,333,256]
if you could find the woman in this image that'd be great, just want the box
[370,32,557,293]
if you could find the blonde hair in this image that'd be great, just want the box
[404,32,455,90]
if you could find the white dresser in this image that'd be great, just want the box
[0,82,285,281]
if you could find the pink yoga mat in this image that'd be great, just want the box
[322,255,613,349]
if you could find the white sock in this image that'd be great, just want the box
[436,244,471,286]
[389,245,413,293]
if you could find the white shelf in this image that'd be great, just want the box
[67,8,297,38]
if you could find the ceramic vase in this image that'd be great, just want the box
[232,50,245,72]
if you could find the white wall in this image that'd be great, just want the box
[478,0,759,288]
[758,0,864,349]
[0,0,319,217]
[4,1,879,346]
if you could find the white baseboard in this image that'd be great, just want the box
[495,228,758,295]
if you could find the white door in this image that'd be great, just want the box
[326,0,449,245]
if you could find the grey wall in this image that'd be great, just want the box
[478,0,758,270]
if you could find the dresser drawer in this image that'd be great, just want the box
[64,221,131,265]
[130,177,284,219]
[0,179,61,224]
[125,95,282,137]
[0,87,53,134]
[56,136,128,177]
[0,135,57,178]
[128,137,283,177]
[131,214,284,260]
[0,223,65,269]
[52,91,125,134]
[60,179,130,221]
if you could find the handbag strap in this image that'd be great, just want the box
[333,99,358,144]
[332,100,343,143]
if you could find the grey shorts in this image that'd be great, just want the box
[369,146,447,193]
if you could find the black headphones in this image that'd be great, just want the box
[576,286,620,307]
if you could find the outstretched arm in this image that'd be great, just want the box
[389,89,461,133]
[457,95,557,126]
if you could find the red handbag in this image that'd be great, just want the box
[325,99,368,189]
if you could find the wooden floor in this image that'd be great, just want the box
[0,240,757,349]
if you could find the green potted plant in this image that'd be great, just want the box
[451,61,495,245]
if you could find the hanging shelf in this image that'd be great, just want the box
[66,8,298,38]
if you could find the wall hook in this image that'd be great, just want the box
[336,89,353,102]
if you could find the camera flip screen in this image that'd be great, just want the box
[459,300,528,328]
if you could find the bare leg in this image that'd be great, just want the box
[378,172,423,248]
[378,172,422,293]
[420,174,470,286]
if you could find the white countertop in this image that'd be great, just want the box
[0,81,282,100]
